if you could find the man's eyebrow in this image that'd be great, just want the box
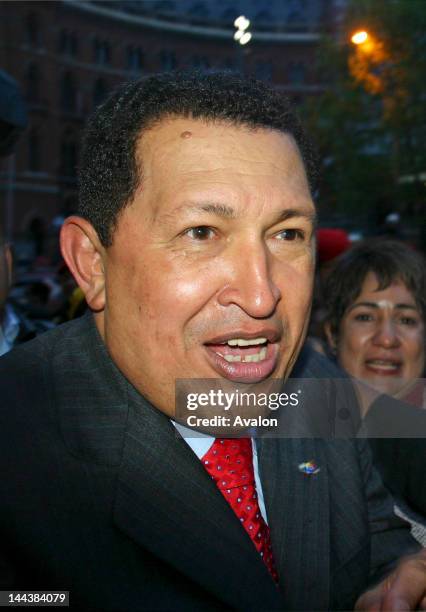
[159,203,317,224]
[275,208,317,227]
[158,202,236,221]
[198,202,236,218]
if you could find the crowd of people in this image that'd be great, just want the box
[1,70,426,610]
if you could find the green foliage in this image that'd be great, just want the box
[301,0,426,222]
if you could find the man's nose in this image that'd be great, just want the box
[372,319,401,348]
[216,240,281,318]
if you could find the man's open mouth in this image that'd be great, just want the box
[204,332,280,382]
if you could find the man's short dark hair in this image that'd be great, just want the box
[324,238,426,338]
[78,70,318,247]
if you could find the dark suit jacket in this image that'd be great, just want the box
[364,395,426,517]
[0,315,419,611]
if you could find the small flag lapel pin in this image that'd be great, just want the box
[298,460,320,475]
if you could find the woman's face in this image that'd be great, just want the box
[334,272,425,396]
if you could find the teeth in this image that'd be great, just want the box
[367,360,399,370]
[223,346,267,363]
[227,337,267,347]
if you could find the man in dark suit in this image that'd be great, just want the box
[1,71,426,611]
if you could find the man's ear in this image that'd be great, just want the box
[60,216,106,312]
[324,321,337,354]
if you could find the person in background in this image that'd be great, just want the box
[0,72,33,355]
[324,239,425,409]
[0,228,15,355]
[0,227,39,355]
[308,227,350,353]
[323,238,426,528]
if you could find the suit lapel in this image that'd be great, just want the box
[258,437,330,610]
[257,372,332,612]
[113,391,283,610]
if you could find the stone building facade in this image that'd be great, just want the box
[0,0,340,248]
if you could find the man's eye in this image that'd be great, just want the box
[276,229,304,241]
[185,226,215,240]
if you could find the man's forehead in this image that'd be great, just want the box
[129,116,314,225]
[137,116,304,167]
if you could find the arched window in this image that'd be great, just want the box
[60,72,77,112]
[93,78,108,108]
[28,127,40,171]
[26,63,40,103]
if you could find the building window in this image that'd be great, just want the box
[59,30,78,57]
[93,78,108,108]
[26,63,41,104]
[160,50,177,71]
[94,39,111,65]
[26,12,41,47]
[28,127,40,171]
[60,71,77,112]
[60,133,77,178]
[126,45,144,71]
[288,61,306,85]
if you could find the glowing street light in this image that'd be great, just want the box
[239,32,252,45]
[234,15,251,46]
[351,30,369,45]
[234,16,250,31]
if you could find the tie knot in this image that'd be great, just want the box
[202,438,254,490]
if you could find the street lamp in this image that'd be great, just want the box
[234,15,251,45]
[351,30,369,45]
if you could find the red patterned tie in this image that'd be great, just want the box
[201,438,278,583]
